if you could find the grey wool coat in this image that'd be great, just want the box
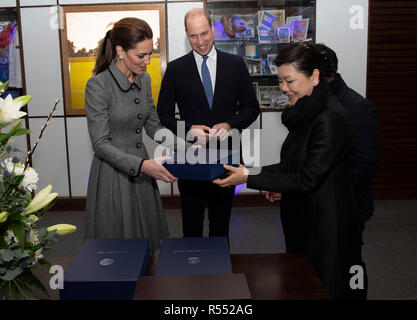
[84,60,168,254]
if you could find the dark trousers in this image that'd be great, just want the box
[177,180,235,237]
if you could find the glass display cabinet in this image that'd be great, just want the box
[206,0,316,109]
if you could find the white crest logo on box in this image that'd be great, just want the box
[187,257,200,265]
[99,258,114,266]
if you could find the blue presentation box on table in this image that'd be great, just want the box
[155,237,233,276]
[163,148,239,181]
[60,238,150,300]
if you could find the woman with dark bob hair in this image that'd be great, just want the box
[84,18,177,254]
[214,43,365,299]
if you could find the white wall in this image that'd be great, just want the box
[20,6,69,197]
[1,0,17,7]
[20,0,56,6]
[167,1,203,61]
[316,0,369,96]
[58,0,161,4]
[17,0,369,198]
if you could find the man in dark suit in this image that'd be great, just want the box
[316,43,380,299]
[157,8,259,238]
[316,43,380,233]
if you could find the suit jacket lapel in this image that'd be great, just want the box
[187,50,213,111]
[212,49,225,112]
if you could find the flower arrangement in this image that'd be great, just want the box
[0,80,76,300]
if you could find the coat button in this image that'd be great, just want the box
[135,98,140,104]
[131,84,135,90]
[130,169,135,175]
[136,128,141,134]
[138,114,143,119]
[136,143,141,148]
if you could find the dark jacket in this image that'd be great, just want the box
[329,73,380,224]
[247,82,362,299]
[157,49,259,135]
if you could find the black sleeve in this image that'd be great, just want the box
[226,58,260,130]
[247,113,349,194]
[351,99,380,178]
[157,66,183,134]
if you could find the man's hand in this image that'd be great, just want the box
[212,122,231,141]
[266,192,282,203]
[188,125,213,144]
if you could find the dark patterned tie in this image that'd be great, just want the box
[201,55,213,109]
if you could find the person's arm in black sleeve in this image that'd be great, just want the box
[157,65,180,134]
[352,99,380,178]
[157,65,196,135]
[247,112,350,194]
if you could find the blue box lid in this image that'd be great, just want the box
[163,148,239,181]
[155,237,232,276]
[64,238,150,282]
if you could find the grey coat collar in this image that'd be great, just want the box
[108,59,142,92]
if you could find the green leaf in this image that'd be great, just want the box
[0,133,9,144]
[39,197,57,216]
[13,129,31,137]
[19,270,48,296]
[13,95,32,108]
[12,147,23,153]
[0,121,28,144]
[0,80,8,91]
[37,226,47,239]
[9,119,22,133]
[10,223,25,250]
[38,258,51,269]
[0,249,14,262]
[0,236,8,250]
[8,213,25,222]
[0,266,23,281]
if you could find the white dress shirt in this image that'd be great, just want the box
[192,46,217,93]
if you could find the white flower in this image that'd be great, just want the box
[28,214,39,223]
[29,248,44,267]
[2,159,39,191]
[0,81,5,94]
[21,167,39,192]
[28,229,40,245]
[0,94,27,126]
[3,157,25,175]
[47,224,77,236]
[22,184,58,216]
[34,248,43,262]
[4,230,18,245]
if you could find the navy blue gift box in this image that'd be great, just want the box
[163,148,239,181]
[155,237,233,276]
[60,238,150,300]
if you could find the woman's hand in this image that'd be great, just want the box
[141,157,178,183]
[213,164,249,187]
[266,192,282,203]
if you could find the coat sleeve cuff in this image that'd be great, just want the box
[137,159,146,177]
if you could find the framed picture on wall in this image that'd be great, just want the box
[292,18,309,42]
[59,4,167,115]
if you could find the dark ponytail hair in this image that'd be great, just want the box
[314,43,338,78]
[93,17,153,75]
[274,43,323,81]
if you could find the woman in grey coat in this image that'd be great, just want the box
[84,18,177,254]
